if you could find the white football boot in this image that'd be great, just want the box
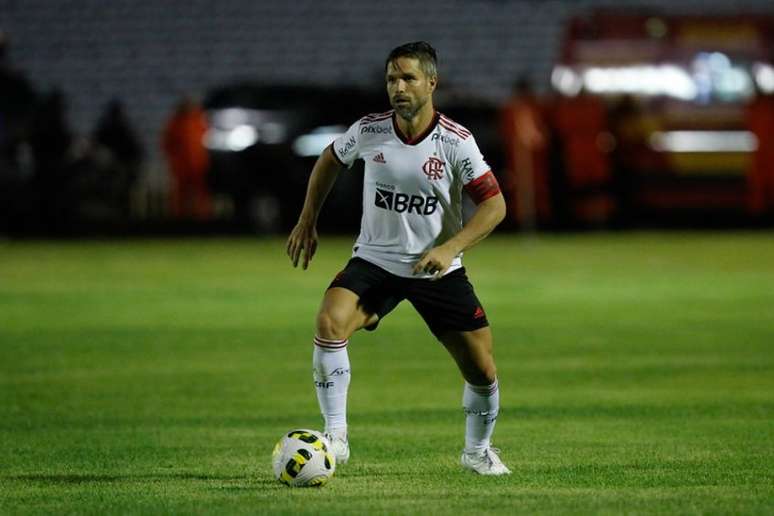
[460,447,511,475]
[324,433,350,464]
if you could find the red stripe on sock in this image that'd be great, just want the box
[468,380,498,396]
[314,336,347,344]
[314,336,348,349]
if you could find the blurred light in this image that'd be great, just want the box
[708,52,731,70]
[227,125,258,151]
[582,65,697,100]
[205,108,289,151]
[551,65,583,96]
[211,108,251,128]
[204,124,258,152]
[649,131,758,152]
[292,126,346,157]
[753,62,774,93]
[555,58,756,101]
[690,51,754,102]
[715,67,753,98]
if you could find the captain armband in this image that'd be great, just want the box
[463,171,501,204]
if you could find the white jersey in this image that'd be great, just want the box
[330,110,492,278]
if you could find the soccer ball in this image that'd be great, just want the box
[272,429,336,487]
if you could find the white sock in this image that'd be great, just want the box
[463,379,499,453]
[312,336,350,438]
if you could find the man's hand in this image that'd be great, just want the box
[287,221,318,269]
[412,244,458,279]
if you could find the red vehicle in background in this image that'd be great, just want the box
[545,11,774,225]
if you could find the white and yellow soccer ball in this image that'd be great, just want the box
[272,429,336,487]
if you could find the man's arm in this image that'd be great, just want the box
[413,191,506,278]
[286,146,343,269]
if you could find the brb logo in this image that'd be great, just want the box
[422,157,445,180]
[375,188,438,215]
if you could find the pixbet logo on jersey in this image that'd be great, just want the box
[375,188,439,215]
[431,133,459,146]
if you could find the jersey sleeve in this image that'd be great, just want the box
[329,119,362,168]
[456,135,501,204]
[456,135,490,184]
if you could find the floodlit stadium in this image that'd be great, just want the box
[1,1,773,514]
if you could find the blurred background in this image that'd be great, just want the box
[2,0,774,237]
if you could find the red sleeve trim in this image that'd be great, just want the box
[327,142,346,167]
[464,171,501,204]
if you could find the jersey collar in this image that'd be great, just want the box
[392,110,439,146]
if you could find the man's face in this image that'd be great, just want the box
[386,57,436,120]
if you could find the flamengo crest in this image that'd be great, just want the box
[422,157,445,180]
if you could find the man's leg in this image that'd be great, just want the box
[440,328,510,475]
[313,287,377,463]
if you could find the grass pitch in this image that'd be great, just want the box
[1,232,773,514]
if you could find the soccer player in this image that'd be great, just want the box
[286,41,510,475]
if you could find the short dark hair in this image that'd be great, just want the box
[385,41,438,79]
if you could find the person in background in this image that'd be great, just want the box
[0,31,37,172]
[93,99,144,217]
[551,88,615,225]
[162,96,211,219]
[0,31,38,234]
[29,89,74,233]
[745,89,774,217]
[499,76,549,230]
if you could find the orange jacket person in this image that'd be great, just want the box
[162,97,211,219]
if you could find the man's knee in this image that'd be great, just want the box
[442,329,498,385]
[479,363,498,385]
[467,361,497,386]
[316,308,355,340]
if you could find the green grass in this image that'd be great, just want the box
[0,232,773,514]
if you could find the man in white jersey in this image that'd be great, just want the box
[286,41,510,475]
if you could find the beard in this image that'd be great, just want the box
[391,95,427,121]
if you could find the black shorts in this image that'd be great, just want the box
[327,257,490,339]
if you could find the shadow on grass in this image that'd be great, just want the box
[7,400,768,434]
[5,472,250,485]
[351,401,774,422]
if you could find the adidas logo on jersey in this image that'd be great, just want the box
[373,152,386,163]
